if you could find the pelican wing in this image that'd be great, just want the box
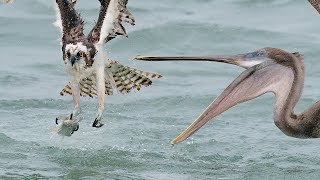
[171,60,294,144]
[54,0,85,43]
[87,0,135,45]
[60,60,161,97]
[309,0,320,13]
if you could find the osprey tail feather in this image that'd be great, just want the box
[60,61,161,97]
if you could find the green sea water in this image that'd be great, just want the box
[1,0,320,179]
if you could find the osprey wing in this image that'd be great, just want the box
[53,0,85,43]
[87,0,135,46]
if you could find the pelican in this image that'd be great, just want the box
[135,47,320,144]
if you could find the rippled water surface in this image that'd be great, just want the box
[1,0,320,179]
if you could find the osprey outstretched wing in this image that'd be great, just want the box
[87,0,135,45]
[53,0,160,135]
[54,0,83,41]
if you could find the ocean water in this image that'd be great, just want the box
[1,0,320,179]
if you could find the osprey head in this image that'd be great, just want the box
[63,41,96,70]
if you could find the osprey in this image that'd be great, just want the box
[53,0,161,135]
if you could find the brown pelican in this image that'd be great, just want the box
[135,48,320,144]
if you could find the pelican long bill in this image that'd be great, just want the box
[134,49,272,69]
[170,58,292,144]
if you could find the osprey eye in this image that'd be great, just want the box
[78,51,85,58]
[66,51,71,57]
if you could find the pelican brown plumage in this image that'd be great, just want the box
[135,48,320,144]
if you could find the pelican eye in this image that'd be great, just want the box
[77,51,86,58]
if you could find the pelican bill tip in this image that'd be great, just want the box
[134,55,145,60]
[170,137,182,145]
[170,140,177,145]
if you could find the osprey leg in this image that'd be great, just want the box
[70,80,81,117]
[92,66,105,128]
[55,80,81,135]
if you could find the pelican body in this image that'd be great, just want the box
[135,48,320,144]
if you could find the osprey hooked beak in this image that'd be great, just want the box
[69,54,79,66]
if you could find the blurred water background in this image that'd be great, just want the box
[1,0,320,179]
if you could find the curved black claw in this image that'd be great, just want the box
[70,124,79,135]
[55,113,73,125]
[73,124,79,132]
[92,118,104,128]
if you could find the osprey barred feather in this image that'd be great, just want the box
[309,0,320,13]
[60,60,162,97]
[53,0,161,134]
